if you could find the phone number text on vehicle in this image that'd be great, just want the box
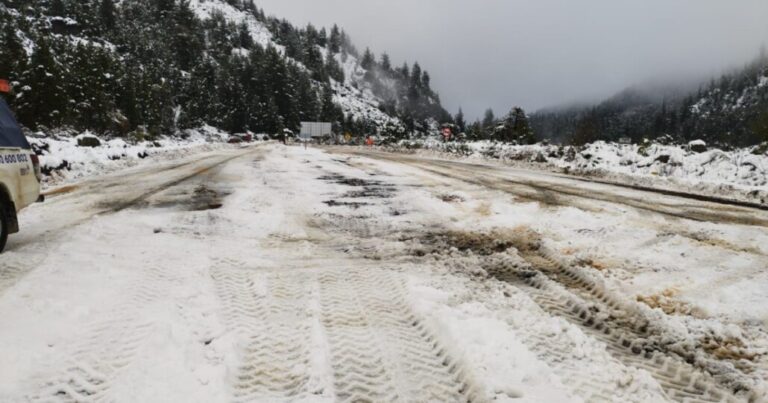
[0,153,29,164]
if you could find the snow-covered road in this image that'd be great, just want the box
[1,144,766,402]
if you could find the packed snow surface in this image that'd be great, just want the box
[1,143,766,401]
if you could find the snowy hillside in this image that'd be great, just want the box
[331,53,402,129]
[187,0,276,51]
[186,0,422,132]
[1,0,448,141]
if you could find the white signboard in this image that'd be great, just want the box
[300,122,332,138]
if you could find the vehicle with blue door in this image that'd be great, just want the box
[0,80,42,253]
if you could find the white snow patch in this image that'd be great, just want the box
[386,140,768,204]
[28,126,236,188]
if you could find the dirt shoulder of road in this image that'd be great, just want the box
[328,147,768,228]
[335,145,768,210]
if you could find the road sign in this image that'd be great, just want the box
[300,122,332,138]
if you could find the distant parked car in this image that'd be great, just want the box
[0,92,42,252]
[227,135,243,144]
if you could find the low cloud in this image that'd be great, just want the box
[257,0,768,119]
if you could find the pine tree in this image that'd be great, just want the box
[421,71,431,90]
[172,0,205,71]
[326,51,344,82]
[0,21,27,80]
[304,35,327,82]
[296,73,319,121]
[400,62,410,80]
[305,24,319,46]
[751,109,768,143]
[380,53,391,72]
[467,121,483,140]
[317,27,327,48]
[100,0,116,31]
[320,84,342,124]
[455,108,466,133]
[361,48,375,70]
[411,62,422,89]
[16,39,67,128]
[340,30,357,57]
[508,107,535,144]
[572,111,601,146]
[329,24,341,53]
[238,22,254,49]
[482,109,495,128]
[50,0,66,16]
[157,0,175,17]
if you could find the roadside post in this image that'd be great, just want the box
[299,132,311,149]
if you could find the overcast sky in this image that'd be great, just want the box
[256,0,768,120]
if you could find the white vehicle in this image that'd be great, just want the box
[0,95,42,253]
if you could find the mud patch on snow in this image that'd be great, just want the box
[323,200,370,209]
[437,194,466,203]
[574,256,612,271]
[701,336,761,362]
[474,202,493,217]
[674,229,765,256]
[636,288,706,318]
[403,227,540,259]
[320,172,398,202]
[318,174,382,188]
[189,184,228,211]
[341,187,394,199]
[122,183,231,212]
[42,184,80,197]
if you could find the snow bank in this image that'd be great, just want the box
[28,126,236,188]
[385,140,768,205]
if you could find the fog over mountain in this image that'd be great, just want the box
[256,0,768,120]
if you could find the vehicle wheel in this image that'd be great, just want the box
[0,198,7,253]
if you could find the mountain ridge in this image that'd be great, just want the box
[530,52,768,147]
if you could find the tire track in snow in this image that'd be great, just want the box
[311,149,765,401]
[318,268,478,403]
[525,245,763,401]
[489,259,744,403]
[212,264,480,402]
[212,267,316,401]
[28,264,175,402]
